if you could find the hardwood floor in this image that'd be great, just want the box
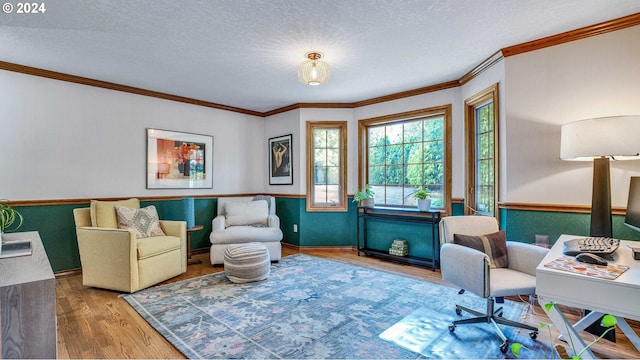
[56,248,640,359]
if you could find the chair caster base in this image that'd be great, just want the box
[500,341,509,353]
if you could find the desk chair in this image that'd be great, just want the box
[439,215,549,353]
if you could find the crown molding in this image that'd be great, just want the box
[501,12,640,57]
[0,61,264,117]
[262,102,355,117]
[2,14,638,118]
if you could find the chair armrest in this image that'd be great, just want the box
[159,220,187,272]
[75,227,139,292]
[440,243,490,297]
[159,220,186,239]
[506,242,549,277]
[212,215,225,231]
[267,214,280,228]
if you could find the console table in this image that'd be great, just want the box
[356,207,441,271]
[0,231,57,359]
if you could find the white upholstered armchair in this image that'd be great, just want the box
[209,196,283,265]
[439,215,549,353]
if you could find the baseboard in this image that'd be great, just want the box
[55,268,82,278]
[282,242,357,252]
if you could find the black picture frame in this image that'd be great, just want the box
[269,134,293,185]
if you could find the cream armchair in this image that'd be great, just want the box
[209,196,283,265]
[439,215,549,353]
[73,198,187,293]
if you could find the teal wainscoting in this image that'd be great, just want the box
[501,208,640,245]
[14,198,640,273]
[275,197,301,246]
[298,199,357,247]
[15,203,83,273]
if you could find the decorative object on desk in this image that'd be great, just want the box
[0,239,32,259]
[512,306,617,359]
[353,184,375,208]
[560,116,640,238]
[414,188,431,211]
[0,199,23,247]
[146,128,213,189]
[389,239,409,256]
[543,255,629,280]
[269,134,293,185]
[181,197,195,228]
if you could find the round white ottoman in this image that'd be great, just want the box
[224,243,271,283]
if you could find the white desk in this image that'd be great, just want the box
[536,234,640,359]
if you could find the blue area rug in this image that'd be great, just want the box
[122,254,548,359]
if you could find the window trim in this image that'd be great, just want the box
[465,83,500,219]
[358,105,452,215]
[306,121,348,212]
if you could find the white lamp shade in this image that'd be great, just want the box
[560,115,640,161]
[298,59,331,86]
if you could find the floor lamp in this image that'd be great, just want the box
[560,116,640,238]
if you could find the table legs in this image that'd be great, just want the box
[539,297,640,358]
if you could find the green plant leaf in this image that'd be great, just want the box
[538,322,552,329]
[544,302,555,312]
[600,314,617,328]
[510,343,523,357]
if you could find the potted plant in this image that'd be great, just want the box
[353,184,375,208]
[0,199,23,243]
[414,188,431,211]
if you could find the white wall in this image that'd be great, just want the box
[504,25,640,207]
[0,70,265,200]
[264,109,301,194]
[4,25,638,206]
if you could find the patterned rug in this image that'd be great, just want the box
[122,254,548,359]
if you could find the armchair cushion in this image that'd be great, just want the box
[454,230,508,268]
[137,236,181,260]
[90,198,140,228]
[115,205,165,238]
[225,200,268,227]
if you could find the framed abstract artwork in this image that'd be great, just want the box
[269,134,293,185]
[146,128,213,189]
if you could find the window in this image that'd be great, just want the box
[465,84,499,217]
[358,106,452,213]
[306,121,347,211]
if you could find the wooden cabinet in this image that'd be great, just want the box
[1,231,56,359]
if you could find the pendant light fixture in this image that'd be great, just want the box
[298,51,330,86]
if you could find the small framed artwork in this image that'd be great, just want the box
[147,128,213,189]
[269,134,293,185]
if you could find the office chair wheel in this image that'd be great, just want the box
[455,306,462,316]
[500,341,509,353]
[529,331,538,339]
[448,324,456,332]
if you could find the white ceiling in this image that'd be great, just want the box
[1,0,639,113]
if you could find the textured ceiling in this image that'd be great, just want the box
[1,0,639,113]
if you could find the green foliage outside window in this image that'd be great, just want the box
[367,117,445,207]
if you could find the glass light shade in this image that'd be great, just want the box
[298,59,331,86]
[560,115,640,161]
